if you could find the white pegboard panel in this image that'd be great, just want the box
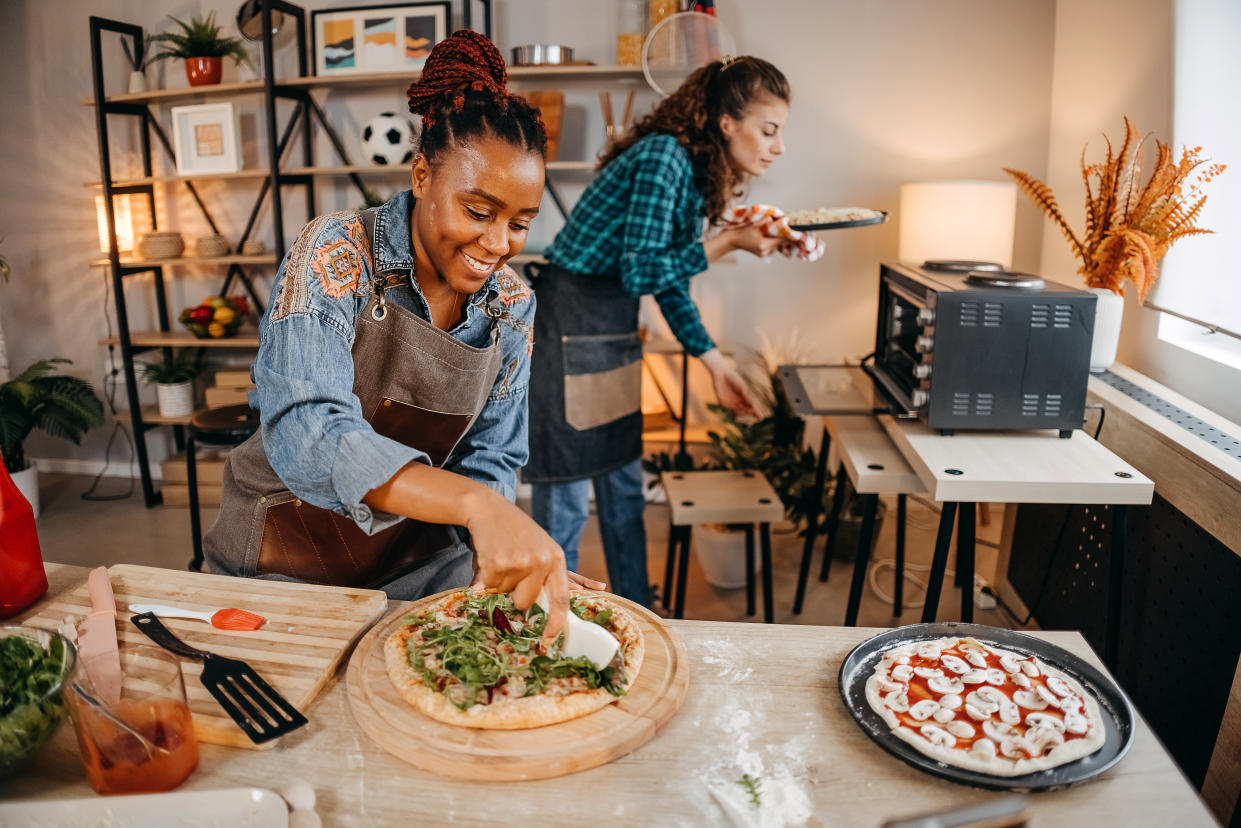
[1097,369,1241,459]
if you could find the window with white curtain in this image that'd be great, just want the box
[1154,0,1241,369]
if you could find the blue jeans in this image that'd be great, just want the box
[530,460,651,606]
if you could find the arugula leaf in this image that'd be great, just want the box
[738,773,762,808]
[0,633,71,773]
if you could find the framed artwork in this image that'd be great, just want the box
[170,103,242,175]
[311,2,451,76]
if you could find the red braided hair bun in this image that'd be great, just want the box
[406,29,508,129]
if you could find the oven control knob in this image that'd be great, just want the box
[915,335,935,353]
[911,389,929,407]
[917,308,935,325]
[913,363,932,379]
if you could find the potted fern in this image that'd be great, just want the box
[140,348,207,418]
[149,13,252,87]
[0,359,106,517]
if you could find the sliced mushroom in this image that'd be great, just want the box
[971,738,998,759]
[961,670,987,685]
[945,720,976,739]
[968,686,1007,712]
[998,653,1022,674]
[908,699,941,721]
[928,675,966,696]
[1020,658,1042,677]
[920,724,956,748]
[913,666,945,679]
[875,676,902,693]
[1026,723,1065,757]
[1012,689,1049,710]
[964,703,992,722]
[892,664,915,681]
[893,654,912,665]
[933,706,957,723]
[1034,684,1060,707]
[982,718,1020,743]
[1025,711,1067,732]
[1064,709,1089,735]
[1046,675,1073,698]
[884,689,910,712]
[940,654,970,674]
[1056,694,1084,714]
[916,642,944,660]
[1000,736,1031,759]
[998,701,1022,725]
[984,668,1008,686]
[1010,672,1031,689]
[964,649,990,669]
[939,693,963,710]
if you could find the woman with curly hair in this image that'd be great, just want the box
[525,56,791,606]
[206,30,596,640]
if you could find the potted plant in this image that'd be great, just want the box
[120,34,155,93]
[0,359,106,517]
[1004,117,1225,370]
[149,13,252,87]
[140,348,206,419]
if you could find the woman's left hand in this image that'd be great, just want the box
[568,571,607,590]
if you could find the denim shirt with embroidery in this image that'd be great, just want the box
[250,189,535,535]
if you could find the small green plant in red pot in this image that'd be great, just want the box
[150,13,251,87]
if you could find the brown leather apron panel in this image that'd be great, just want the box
[367,398,473,466]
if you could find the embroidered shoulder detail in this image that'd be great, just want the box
[272,212,372,319]
[494,265,532,307]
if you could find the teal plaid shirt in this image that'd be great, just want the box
[544,133,714,356]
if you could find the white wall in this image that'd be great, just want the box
[0,0,1060,471]
[1041,0,1241,423]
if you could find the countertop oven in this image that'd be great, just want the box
[863,261,1097,437]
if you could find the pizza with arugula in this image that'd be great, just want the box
[384,590,643,729]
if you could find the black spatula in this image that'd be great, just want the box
[130,612,308,744]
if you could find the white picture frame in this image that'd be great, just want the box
[170,102,242,176]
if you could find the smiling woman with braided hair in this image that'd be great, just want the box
[205,30,593,643]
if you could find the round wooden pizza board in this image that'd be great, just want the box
[346,590,689,781]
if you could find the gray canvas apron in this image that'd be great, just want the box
[204,210,506,593]
[525,261,643,483]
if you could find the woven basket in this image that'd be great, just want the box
[240,239,267,256]
[137,231,185,260]
[195,234,229,258]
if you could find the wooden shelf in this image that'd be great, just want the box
[89,161,593,188]
[100,330,261,348]
[114,405,192,426]
[92,254,278,268]
[83,65,645,106]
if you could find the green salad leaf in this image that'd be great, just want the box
[0,632,71,772]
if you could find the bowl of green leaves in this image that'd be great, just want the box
[0,626,76,778]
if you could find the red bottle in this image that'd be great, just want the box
[0,464,47,618]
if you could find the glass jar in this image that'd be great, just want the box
[616,0,646,66]
[649,0,677,30]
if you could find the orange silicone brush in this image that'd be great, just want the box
[128,603,266,630]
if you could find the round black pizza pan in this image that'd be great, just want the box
[838,622,1136,792]
[788,211,888,231]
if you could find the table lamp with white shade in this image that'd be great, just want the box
[898,180,1017,270]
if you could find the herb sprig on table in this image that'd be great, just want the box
[738,773,763,808]
[0,633,71,770]
[403,591,626,711]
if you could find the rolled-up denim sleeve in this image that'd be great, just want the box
[442,293,535,501]
[253,218,428,534]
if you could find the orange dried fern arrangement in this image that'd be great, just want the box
[1004,117,1224,301]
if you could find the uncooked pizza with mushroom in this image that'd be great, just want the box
[864,636,1106,775]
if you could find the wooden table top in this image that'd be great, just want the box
[2,564,1214,826]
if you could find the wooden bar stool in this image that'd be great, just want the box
[660,470,785,622]
[793,415,925,625]
[186,404,260,572]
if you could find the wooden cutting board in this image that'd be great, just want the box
[346,590,689,780]
[22,564,387,750]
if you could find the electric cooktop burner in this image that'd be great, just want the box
[964,270,1046,289]
[921,259,1004,272]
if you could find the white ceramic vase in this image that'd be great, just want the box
[12,463,39,519]
[127,70,147,94]
[693,524,760,589]
[156,381,195,418]
[1088,288,1125,372]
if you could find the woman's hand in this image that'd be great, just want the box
[727,221,787,259]
[463,492,571,646]
[700,349,758,418]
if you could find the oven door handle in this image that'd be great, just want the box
[862,363,918,418]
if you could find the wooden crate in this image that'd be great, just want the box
[213,368,255,387]
[204,385,252,408]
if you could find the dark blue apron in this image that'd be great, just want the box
[524,261,643,483]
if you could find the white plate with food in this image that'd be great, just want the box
[0,787,288,827]
[787,207,888,231]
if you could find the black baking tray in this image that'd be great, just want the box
[788,210,888,231]
[839,623,1136,792]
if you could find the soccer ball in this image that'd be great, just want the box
[360,112,414,166]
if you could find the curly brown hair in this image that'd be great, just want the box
[598,56,789,223]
